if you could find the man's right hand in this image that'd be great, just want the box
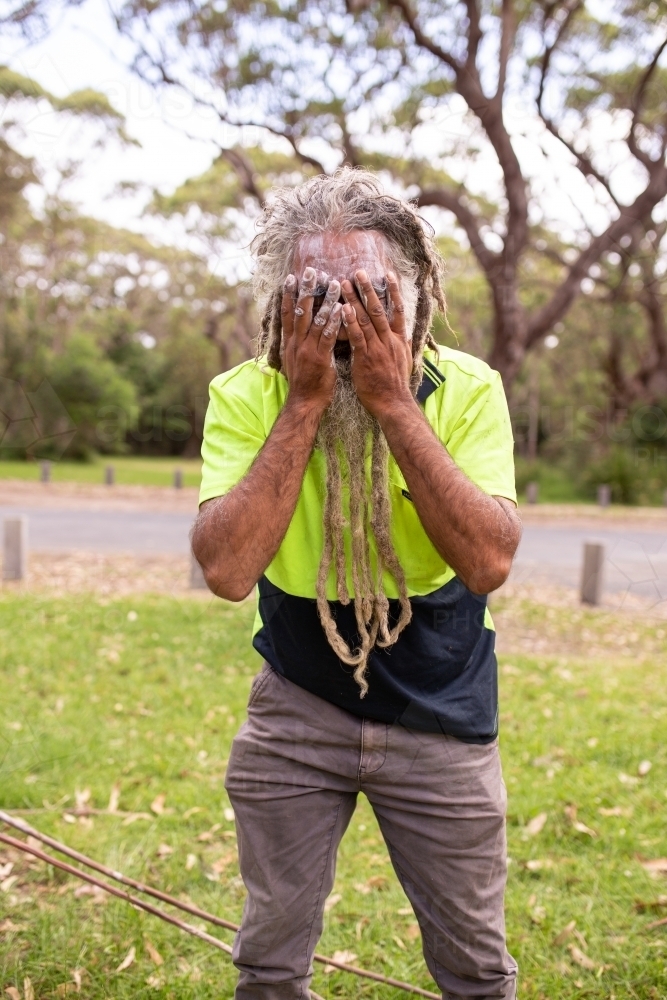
[281,266,342,413]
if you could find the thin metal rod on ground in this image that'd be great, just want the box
[1,811,439,999]
[0,832,326,1000]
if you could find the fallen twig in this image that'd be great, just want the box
[1,811,439,999]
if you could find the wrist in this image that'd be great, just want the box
[283,392,328,426]
[373,390,418,428]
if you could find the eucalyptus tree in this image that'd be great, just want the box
[108,0,667,388]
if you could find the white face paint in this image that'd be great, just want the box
[292,230,395,342]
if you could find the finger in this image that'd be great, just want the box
[281,274,297,347]
[341,301,367,354]
[294,266,317,341]
[386,269,409,342]
[341,278,377,346]
[311,278,340,334]
[318,301,342,355]
[354,269,392,343]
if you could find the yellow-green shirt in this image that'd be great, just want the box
[200,345,516,743]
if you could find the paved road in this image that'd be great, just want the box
[0,505,194,555]
[1,505,666,598]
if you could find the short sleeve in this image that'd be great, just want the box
[199,374,267,505]
[445,370,516,503]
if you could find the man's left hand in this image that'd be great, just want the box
[341,269,413,418]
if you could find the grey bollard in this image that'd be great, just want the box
[40,460,51,483]
[597,483,611,508]
[3,517,28,581]
[174,468,183,489]
[190,551,208,589]
[580,542,605,606]
[526,481,539,505]
[105,464,115,486]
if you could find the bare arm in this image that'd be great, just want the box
[192,268,343,600]
[378,399,521,594]
[341,269,521,595]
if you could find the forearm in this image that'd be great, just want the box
[192,398,322,600]
[378,397,521,594]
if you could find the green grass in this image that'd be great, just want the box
[0,457,202,488]
[1,593,667,998]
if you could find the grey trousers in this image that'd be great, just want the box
[225,664,517,1000]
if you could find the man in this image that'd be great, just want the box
[192,168,522,1000]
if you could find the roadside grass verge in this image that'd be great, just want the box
[0,458,202,488]
[1,593,666,999]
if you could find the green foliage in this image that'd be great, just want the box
[47,335,139,458]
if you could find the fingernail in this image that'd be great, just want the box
[303,266,315,280]
[329,279,340,294]
[341,309,349,326]
[387,270,397,282]
[356,269,368,281]
[284,274,296,290]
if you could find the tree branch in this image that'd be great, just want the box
[628,35,667,171]
[534,1,621,206]
[494,0,516,105]
[416,187,499,276]
[463,0,482,79]
[127,40,327,176]
[388,0,462,75]
[526,165,667,345]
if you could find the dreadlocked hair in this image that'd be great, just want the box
[251,167,446,696]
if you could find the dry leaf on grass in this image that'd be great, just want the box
[0,920,26,934]
[553,920,577,947]
[210,851,236,875]
[146,974,165,989]
[223,807,235,823]
[23,979,34,1000]
[5,988,21,1000]
[393,935,406,949]
[568,945,596,971]
[355,917,370,940]
[108,783,121,813]
[641,859,667,877]
[71,969,85,991]
[197,824,221,842]
[145,940,163,966]
[121,812,152,826]
[598,806,631,817]
[364,874,389,890]
[324,892,342,912]
[524,812,548,837]
[524,859,552,871]
[0,863,13,879]
[74,789,91,809]
[156,844,173,858]
[1,875,18,893]
[405,923,420,941]
[638,760,652,776]
[116,946,136,972]
[634,895,667,912]
[323,950,357,973]
[151,794,166,815]
[183,807,202,819]
[185,853,198,871]
[572,820,597,837]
